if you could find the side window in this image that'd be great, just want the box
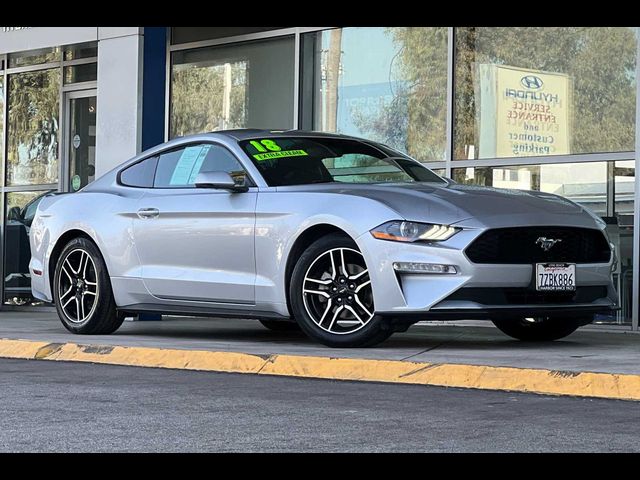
[154,143,248,188]
[120,156,158,188]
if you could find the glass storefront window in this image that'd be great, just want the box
[68,95,97,191]
[452,163,608,215]
[0,77,4,171]
[64,63,97,84]
[3,191,51,306]
[611,160,635,324]
[8,47,61,68]
[300,27,448,162]
[63,42,98,61]
[170,37,295,138]
[454,27,637,160]
[6,69,60,186]
[614,160,635,220]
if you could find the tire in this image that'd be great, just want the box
[53,236,125,335]
[259,319,301,332]
[491,316,592,341]
[289,233,392,348]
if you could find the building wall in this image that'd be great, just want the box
[94,28,144,177]
[0,27,97,53]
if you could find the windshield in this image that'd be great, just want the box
[239,137,446,187]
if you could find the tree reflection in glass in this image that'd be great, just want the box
[7,69,60,185]
[307,27,449,163]
[454,27,637,160]
[170,61,247,138]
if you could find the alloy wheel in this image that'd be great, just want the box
[302,247,374,335]
[58,248,99,324]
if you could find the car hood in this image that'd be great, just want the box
[276,182,603,229]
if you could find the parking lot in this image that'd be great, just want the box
[2,357,638,452]
[2,311,640,452]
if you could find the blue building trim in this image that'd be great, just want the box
[139,27,167,321]
[141,26,167,151]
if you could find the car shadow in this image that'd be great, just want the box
[110,318,590,352]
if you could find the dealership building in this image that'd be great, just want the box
[0,26,638,330]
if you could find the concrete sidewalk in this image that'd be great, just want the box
[1,311,638,374]
[1,311,640,400]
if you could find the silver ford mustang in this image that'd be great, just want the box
[29,129,617,347]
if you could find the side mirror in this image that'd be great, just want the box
[194,171,248,193]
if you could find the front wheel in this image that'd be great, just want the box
[53,237,124,334]
[491,316,592,341]
[290,234,392,348]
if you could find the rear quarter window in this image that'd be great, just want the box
[119,156,159,188]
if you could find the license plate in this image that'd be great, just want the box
[535,263,576,292]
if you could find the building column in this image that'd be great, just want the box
[95,27,144,177]
[95,27,167,321]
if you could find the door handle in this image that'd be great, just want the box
[137,208,160,219]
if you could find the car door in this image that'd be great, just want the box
[132,142,257,305]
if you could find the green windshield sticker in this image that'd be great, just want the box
[250,139,282,152]
[253,149,308,161]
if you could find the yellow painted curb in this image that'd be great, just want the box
[1,337,639,401]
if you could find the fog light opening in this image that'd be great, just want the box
[392,262,458,274]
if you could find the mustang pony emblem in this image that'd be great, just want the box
[536,237,562,251]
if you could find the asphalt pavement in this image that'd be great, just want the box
[0,358,638,452]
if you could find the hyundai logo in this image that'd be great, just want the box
[536,237,562,251]
[521,75,544,90]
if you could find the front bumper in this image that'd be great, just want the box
[380,306,616,322]
[356,228,617,318]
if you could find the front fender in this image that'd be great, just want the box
[254,191,403,315]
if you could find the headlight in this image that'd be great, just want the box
[370,221,461,243]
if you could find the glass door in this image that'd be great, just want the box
[64,90,97,192]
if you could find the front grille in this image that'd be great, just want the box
[466,227,611,264]
[442,286,608,306]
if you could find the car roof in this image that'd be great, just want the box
[205,128,363,141]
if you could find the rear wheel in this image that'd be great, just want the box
[259,319,301,332]
[290,234,392,348]
[491,316,592,341]
[53,237,124,334]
